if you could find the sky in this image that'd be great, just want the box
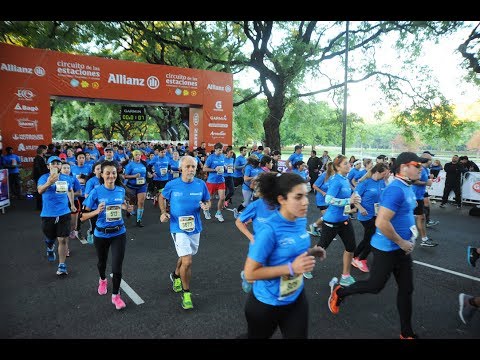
[235,22,479,122]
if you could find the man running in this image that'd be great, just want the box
[159,156,211,310]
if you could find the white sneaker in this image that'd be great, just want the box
[204,210,211,220]
[215,212,224,222]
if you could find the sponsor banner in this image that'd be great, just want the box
[277,160,288,173]
[0,43,232,165]
[189,108,203,150]
[202,70,233,150]
[0,169,10,209]
[46,49,204,104]
[426,171,480,204]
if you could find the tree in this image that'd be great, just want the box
[1,20,466,148]
[458,22,480,84]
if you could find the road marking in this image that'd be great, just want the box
[110,273,145,305]
[413,260,480,282]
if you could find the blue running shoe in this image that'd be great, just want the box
[56,263,68,276]
[240,270,252,293]
[47,245,56,262]
[467,246,479,267]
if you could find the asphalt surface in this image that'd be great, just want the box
[1,191,479,343]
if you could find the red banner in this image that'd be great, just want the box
[0,43,233,165]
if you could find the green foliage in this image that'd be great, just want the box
[392,99,470,145]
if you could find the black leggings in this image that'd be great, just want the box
[224,176,235,202]
[317,220,356,252]
[338,248,414,337]
[245,290,308,339]
[354,217,376,260]
[94,233,127,295]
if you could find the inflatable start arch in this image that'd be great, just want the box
[0,43,233,166]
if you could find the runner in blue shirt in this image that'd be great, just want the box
[242,172,325,338]
[60,162,82,257]
[159,156,211,310]
[81,160,134,311]
[351,163,388,273]
[317,155,361,287]
[285,145,303,171]
[203,143,226,222]
[123,150,148,227]
[233,146,248,188]
[37,156,76,276]
[308,162,335,237]
[234,155,262,218]
[328,152,428,339]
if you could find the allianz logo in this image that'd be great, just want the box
[108,73,159,90]
[207,84,231,93]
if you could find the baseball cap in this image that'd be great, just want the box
[395,152,429,173]
[104,147,114,152]
[47,156,62,164]
[422,151,435,156]
[58,153,67,160]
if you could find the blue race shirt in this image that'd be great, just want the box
[83,185,126,238]
[152,155,170,181]
[124,161,147,188]
[323,174,352,223]
[370,179,417,252]
[248,211,309,306]
[223,156,235,178]
[205,153,226,184]
[413,166,429,200]
[313,172,333,207]
[355,178,386,221]
[242,165,262,191]
[71,164,92,196]
[233,155,247,178]
[38,173,72,217]
[287,153,303,168]
[239,198,277,234]
[161,177,210,234]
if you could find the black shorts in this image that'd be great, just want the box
[414,199,425,215]
[152,180,168,193]
[317,205,328,211]
[41,213,71,240]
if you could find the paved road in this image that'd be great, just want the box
[1,191,479,341]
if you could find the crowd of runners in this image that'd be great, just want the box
[13,139,479,338]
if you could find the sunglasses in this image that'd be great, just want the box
[405,161,422,169]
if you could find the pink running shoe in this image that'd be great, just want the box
[98,278,107,295]
[112,294,126,310]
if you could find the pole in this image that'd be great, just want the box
[341,21,349,156]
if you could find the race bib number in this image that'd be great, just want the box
[160,168,168,176]
[409,224,419,244]
[179,215,195,232]
[106,205,122,222]
[136,177,145,185]
[172,171,179,178]
[374,203,379,216]
[227,165,234,174]
[55,181,68,194]
[343,204,353,216]
[279,274,303,298]
[216,166,224,174]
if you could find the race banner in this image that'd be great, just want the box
[0,43,233,165]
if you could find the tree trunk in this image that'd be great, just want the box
[263,93,286,151]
